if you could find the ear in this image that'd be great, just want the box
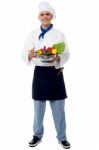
[51,14,53,19]
[38,15,40,20]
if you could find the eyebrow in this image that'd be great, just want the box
[39,13,51,16]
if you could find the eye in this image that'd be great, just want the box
[46,13,51,16]
[40,13,51,16]
[40,13,44,16]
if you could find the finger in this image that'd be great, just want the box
[57,67,64,76]
[48,60,54,63]
[30,52,36,56]
[49,58,56,63]
[32,54,37,57]
[30,51,35,54]
[30,49,35,53]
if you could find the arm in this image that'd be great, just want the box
[55,33,70,69]
[21,31,35,65]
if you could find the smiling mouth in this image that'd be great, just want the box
[43,20,49,21]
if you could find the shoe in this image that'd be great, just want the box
[28,136,42,147]
[59,140,71,149]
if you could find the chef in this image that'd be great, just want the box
[21,1,71,149]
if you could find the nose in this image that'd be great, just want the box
[43,15,48,19]
[43,14,48,17]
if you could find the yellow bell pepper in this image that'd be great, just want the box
[52,48,57,54]
[37,50,42,55]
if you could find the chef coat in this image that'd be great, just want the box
[21,27,70,69]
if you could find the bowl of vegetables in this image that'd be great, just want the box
[36,42,65,62]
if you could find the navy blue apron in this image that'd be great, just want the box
[32,66,67,101]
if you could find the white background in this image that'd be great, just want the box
[0,0,99,150]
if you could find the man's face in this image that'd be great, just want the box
[38,11,53,26]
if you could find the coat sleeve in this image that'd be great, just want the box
[55,32,70,69]
[21,31,35,65]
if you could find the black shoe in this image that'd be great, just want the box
[28,136,42,147]
[59,140,71,149]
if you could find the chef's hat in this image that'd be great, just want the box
[38,1,56,19]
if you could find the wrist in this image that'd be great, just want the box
[56,55,60,63]
[28,55,32,61]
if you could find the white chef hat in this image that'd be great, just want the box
[38,1,56,19]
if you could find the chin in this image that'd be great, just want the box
[43,22,50,26]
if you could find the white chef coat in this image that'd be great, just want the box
[21,27,70,69]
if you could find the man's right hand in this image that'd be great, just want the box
[28,48,37,60]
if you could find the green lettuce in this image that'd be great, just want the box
[52,42,65,54]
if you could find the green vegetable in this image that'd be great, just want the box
[53,42,65,54]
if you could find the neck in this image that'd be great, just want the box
[41,24,51,29]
